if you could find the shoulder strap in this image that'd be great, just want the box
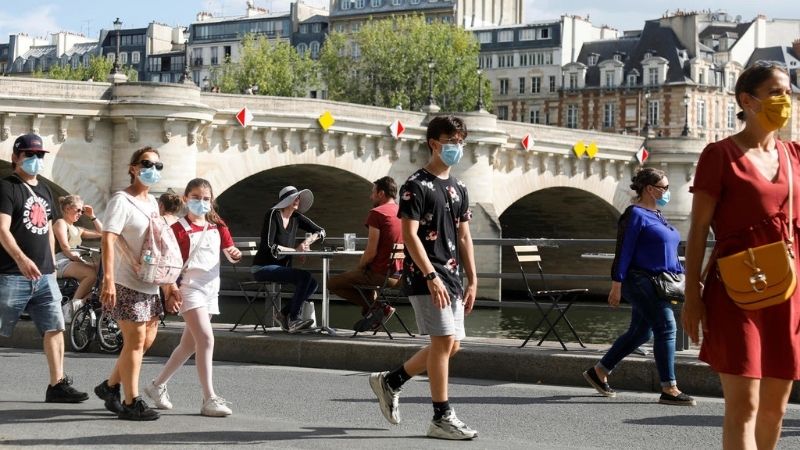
[13,175,38,199]
[779,140,794,243]
[181,219,209,273]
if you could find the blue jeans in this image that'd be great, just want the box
[0,273,64,337]
[599,270,677,387]
[251,265,318,321]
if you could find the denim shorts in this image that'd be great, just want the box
[0,273,64,337]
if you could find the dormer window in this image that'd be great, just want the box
[613,53,622,62]
[644,52,652,60]
[587,54,598,66]
[627,73,637,86]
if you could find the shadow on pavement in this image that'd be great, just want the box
[333,395,647,406]
[624,415,800,437]
[0,427,403,446]
[0,405,111,424]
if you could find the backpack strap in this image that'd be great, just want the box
[179,217,209,274]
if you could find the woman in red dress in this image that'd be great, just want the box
[684,61,800,449]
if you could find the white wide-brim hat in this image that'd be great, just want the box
[272,186,314,213]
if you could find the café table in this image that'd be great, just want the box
[276,248,363,336]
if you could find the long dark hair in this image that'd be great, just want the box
[184,178,223,226]
[735,60,790,121]
[630,167,665,201]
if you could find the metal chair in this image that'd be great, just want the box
[229,241,282,333]
[351,243,415,339]
[514,245,587,351]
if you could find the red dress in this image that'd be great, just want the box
[691,137,800,380]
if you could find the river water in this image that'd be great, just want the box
[206,298,641,345]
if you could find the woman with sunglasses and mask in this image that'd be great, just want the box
[94,147,176,421]
[684,61,800,448]
[583,167,695,407]
[53,195,103,319]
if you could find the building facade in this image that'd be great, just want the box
[480,11,800,143]
[6,32,97,76]
[188,1,326,88]
[329,0,522,32]
[476,16,618,122]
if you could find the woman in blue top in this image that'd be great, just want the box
[582,168,695,406]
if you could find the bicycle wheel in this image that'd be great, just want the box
[69,306,93,352]
[97,309,123,353]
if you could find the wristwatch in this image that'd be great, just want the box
[424,272,437,281]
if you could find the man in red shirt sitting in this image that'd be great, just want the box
[329,176,403,330]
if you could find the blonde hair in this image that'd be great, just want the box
[58,195,83,214]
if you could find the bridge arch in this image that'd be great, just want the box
[215,164,375,239]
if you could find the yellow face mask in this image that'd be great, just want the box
[751,94,792,131]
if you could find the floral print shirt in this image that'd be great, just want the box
[398,168,472,299]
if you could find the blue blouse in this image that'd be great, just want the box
[611,205,684,282]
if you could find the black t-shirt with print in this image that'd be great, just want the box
[0,176,57,275]
[398,168,471,299]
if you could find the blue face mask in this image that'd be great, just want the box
[440,143,464,167]
[187,199,211,216]
[21,156,44,176]
[656,190,671,207]
[138,167,161,187]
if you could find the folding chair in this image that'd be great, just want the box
[514,245,588,351]
[229,241,283,333]
[351,243,415,339]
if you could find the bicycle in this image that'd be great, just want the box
[62,246,123,353]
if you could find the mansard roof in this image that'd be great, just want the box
[747,46,800,90]
[576,20,690,87]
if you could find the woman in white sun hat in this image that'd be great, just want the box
[252,186,325,333]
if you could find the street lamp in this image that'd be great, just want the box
[681,93,691,136]
[641,90,651,136]
[427,58,436,107]
[476,68,485,112]
[180,27,193,85]
[111,17,122,74]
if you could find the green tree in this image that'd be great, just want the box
[319,15,491,112]
[37,55,138,82]
[212,34,316,96]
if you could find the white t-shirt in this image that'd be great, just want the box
[103,191,160,295]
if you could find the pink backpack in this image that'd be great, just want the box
[120,195,183,285]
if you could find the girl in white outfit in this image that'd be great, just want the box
[144,178,241,417]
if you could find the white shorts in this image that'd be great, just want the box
[408,294,465,341]
[179,287,220,316]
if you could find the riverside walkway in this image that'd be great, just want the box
[4,320,800,402]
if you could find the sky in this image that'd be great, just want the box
[0,0,796,41]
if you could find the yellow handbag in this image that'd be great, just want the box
[716,142,797,310]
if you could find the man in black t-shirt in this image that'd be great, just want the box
[369,116,478,440]
[0,133,88,403]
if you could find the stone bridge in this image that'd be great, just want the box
[0,78,706,298]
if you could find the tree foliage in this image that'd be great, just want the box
[35,55,138,81]
[212,34,316,96]
[319,15,491,112]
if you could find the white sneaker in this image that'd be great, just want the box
[143,380,173,410]
[427,409,478,440]
[368,371,401,425]
[201,395,232,417]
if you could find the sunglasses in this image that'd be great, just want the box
[135,160,164,171]
[22,151,45,159]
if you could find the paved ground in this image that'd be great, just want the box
[1,348,800,449]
